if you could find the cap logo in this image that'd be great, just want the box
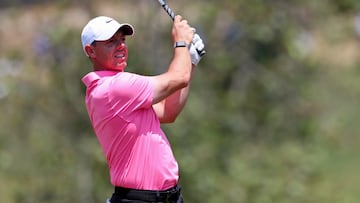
[106,19,113,23]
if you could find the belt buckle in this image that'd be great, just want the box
[165,186,180,203]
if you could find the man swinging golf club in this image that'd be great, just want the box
[80,14,205,203]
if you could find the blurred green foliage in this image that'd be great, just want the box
[1,0,360,203]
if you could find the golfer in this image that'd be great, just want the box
[80,15,204,203]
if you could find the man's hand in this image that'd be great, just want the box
[189,33,205,66]
[172,15,194,45]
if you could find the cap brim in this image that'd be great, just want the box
[119,24,134,36]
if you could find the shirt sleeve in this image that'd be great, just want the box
[107,72,154,115]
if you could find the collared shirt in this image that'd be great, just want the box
[82,70,179,190]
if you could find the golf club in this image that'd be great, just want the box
[157,0,206,56]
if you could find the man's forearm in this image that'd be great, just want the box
[164,65,195,116]
[155,65,195,123]
[164,85,190,116]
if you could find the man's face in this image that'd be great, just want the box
[91,31,128,71]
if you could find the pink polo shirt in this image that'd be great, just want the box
[82,70,179,190]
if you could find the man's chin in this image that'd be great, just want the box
[111,62,127,71]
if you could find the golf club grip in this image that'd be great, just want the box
[159,0,175,21]
[198,49,206,57]
[158,0,206,56]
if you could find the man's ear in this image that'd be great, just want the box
[84,45,96,58]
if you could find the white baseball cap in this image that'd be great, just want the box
[81,16,134,54]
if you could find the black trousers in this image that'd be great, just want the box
[108,195,184,203]
[108,185,184,203]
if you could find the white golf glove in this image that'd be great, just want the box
[189,33,205,66]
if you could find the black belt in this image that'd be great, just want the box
[111,185,181,203]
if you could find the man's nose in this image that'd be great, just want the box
[117,41,126,47]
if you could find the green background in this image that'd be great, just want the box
[1,0,360,202]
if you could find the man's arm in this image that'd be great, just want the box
[150,15,193,105]
[151,32,205,123]
[150,16,205,123]
[153,65,195,123]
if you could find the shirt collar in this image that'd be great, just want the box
[82,70,119,87]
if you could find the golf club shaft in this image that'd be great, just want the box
[158,0,175,21]
[157,0,206,56]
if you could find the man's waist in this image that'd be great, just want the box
[112,185,181,202]
[110,161,179,190]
